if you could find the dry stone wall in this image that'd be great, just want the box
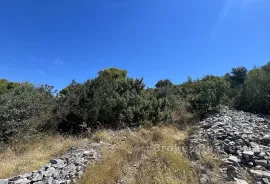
[189,107,270,184]
[0,142,107,184]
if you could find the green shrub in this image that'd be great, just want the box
[234,66,270,114]
[0,79,19,95]
[56,68,172,133]
[178,75,229,116]
[0,83,56,143]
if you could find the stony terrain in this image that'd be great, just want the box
[2,107,270,184]
[189,107,270,184]
[0,141,112,184]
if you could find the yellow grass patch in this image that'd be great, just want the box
[81,126,199,184]
[0,135,85,178]
[130,126,198,184]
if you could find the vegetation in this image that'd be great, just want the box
[0,135,84,178]
[80,126,198,184]
[0,79,19,95]
[0,83,56,143]
[1,61,270,181]
[1,62,270,145]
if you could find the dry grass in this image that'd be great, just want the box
[0,135,85,178]
[199,152,222,170]
[130,126,198,184]
[131,150,197,184]
[80,143,131,184]
[81,126,199,184]
[80,128,153,184]
[92,129,113,143]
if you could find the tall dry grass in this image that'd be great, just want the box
[80,126,199,184]
[130,126,198,184]
[0,135,85,178]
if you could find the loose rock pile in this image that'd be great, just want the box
[189,107,270,184]
[0,142,105,184]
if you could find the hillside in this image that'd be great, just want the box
[1,62,270,184]
[1,107,270,184]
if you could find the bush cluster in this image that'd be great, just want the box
[1,62,270,142]
[56,68,171,133]
[0,83,56,143]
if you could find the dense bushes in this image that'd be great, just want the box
[56,68,171,133]
[177,75,229,116]
[0,83,56,143]
[233,64,270,114]
[1,62,270,142]
[0,79,19,95]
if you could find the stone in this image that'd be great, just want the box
[201,123,211,129]
[42,177,53,184]
[77,171,83,178]
[253,148,262,156]
[32,173,43,182]
[9,176,22,181]
[83,150,91,156]
[255,160,268,168]
[52,180,66,184]
[44,167,58,177]
[85,149,97,159]
[14,178,31,184]
[53,169,60,179]
[262,178,270,184]
[51,159,66,168]
[243,150,254,156]
[33,182,43,184]
[228,156,240,164]
[0,179,8,184]
[19,173,32,179]
[189,108,270,183]
[199,174,209,184]
[259,152,266,158]
[250,170,270,180]
[63,164,76,174]
[234,178,249,184]
[243,151,254,161]
[0,143,104,184]
[50,159,64,165]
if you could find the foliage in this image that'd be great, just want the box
[154,79,174,99]
[234,66,270,114]
[229,67,247,88]
[0,83,56,142]
[178,75,229,116]
[2,62,270,142]
[57,68,172,133]
[0,79,19,95]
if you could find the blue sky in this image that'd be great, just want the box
[0,0,270,90]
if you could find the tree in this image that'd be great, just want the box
[181,75,229,115]
[230,67,247,88]
[0,79,19,95]
[155,79,173,89]
[155,79,174,99]
[234,67,270,114]
[0,83,56,142]
[261,61,270,73]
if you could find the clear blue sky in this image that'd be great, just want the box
[1,0,269,90]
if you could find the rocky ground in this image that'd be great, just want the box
[2,107,270,184]
[0,141,114,184]
[189,107,270,184]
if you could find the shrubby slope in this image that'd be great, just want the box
[1,62,270,143]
